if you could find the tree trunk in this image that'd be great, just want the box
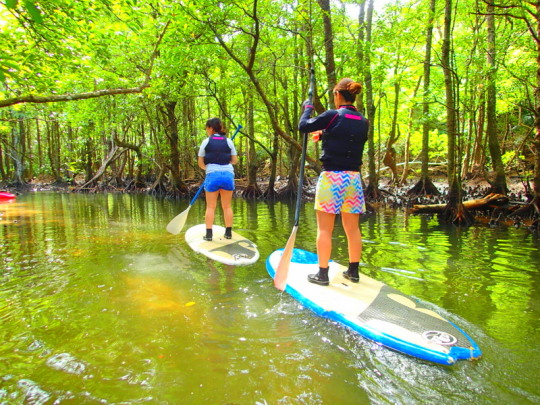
[412,0,439,196]
[11,119,25,185]
[181,96,197,179]
[421,0,436,183]
[84,137,94,184]
[472,88,486,170]
[160,100,187,194]
[278,70,302,199]
[25,119,33,179]
[356,1,366,115]
[363,0,380,200]
[35,117,43,172]
[114,132,145,189]
[461,114,473,178]
[440,0,473,225]
[264,132,279,200]
[243,96,262,199]
[401,76,422,185]
[0,142,6,180]
[317,0,337,109]
[485,2,508,194]
[442,0,456,183]
[384,78,401,185]
[46,120,62,183]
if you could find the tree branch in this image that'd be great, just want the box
[0,20,170,108]
[0,86,149,108]
[246,0,260,72]
[479,0,539,43]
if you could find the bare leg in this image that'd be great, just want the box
[316,210,336,268]
[205,190,219,229]
[307,210,337,285]
[219,189,234,228]
[341,212,362,263]
[341,211,361,282]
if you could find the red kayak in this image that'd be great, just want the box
[0,192,16,200]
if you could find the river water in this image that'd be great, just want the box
[0,192,539,405]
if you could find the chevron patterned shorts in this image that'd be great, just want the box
[314,171,365,214]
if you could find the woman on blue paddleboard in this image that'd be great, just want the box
[197,118,238,241]
[298,78,369,286]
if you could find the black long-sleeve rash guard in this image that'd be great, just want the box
[298,106,339,133]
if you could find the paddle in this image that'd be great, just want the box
[274,68,315,291]
[166,124,243,235]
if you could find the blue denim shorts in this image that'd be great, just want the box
[204,171,235,192]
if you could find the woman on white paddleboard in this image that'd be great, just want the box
[298,78,368,286]
[197,118,238,241]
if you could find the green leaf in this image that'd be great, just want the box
[23,0,43,23]
[2,60,19,70]
[5,0,18,9]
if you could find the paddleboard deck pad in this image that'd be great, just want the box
[266,248,482,365]
[185,224,259,266]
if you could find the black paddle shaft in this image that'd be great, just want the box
[294,68,315,226]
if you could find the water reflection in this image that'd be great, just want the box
[0,193,539,404]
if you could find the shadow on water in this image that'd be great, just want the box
[0,193,539,404]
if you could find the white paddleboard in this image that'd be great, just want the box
[185,224,259,266]
[266,248,482,365]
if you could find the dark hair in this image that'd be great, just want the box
[334,78,363,103]
[205,117,225,134]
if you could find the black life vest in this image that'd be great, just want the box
[320,107,368,171]
[204,135,231,165]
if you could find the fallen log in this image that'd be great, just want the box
[411,193,509,214]
[75,146,127,191]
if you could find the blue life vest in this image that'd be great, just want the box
[204,135,232,165]
[320,107,368,171]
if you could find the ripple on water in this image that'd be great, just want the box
[46,352,87,375]
[17,379,51,405]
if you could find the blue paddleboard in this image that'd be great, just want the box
[266,248,482,365]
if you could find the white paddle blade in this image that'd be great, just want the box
[274,225,298,291]
[166,206,191,235]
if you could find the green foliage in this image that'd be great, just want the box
[5,0,18,8]
[0,0,535,184]
[501,151,515,166]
